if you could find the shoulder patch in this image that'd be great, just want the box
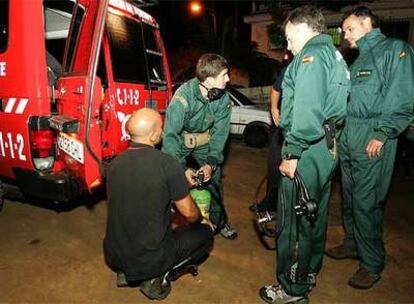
[302,55,314,64]
[399,51,406,59]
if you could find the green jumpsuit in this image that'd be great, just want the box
[339,29,414,274]
[162,78,232,227]
[277,34,350,296]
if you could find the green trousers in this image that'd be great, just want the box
[186,145,228,227]
[277,138,337,296]
[339,117,396,274]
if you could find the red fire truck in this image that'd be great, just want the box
[0,0,172,209]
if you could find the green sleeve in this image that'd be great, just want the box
[207,95,231,166]
[162,97,187,166]
[371,43,414,141]
[282,51,327,158]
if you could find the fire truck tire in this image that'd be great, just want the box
[243,122,270,148]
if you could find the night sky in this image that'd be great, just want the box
[146,1,252,52]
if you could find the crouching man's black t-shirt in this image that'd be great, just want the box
[103,142,189,281]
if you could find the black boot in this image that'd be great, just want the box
[348,267,381,289]
[325,244,358,260]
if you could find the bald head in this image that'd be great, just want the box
[127,108,163,146]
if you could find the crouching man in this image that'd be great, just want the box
[103,109,214,300]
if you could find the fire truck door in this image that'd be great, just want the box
[54,0,108,191]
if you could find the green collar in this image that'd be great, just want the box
[356,28,386,54]
[189,78,209,103]
[304,34,333,48]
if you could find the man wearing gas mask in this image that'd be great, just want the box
[162,53,238,240]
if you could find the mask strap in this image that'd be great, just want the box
[199,82,210,91]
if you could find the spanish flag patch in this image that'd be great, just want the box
[302,55,314,63]
[399,51,406,59]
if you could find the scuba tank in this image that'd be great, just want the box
[190,169,211,220]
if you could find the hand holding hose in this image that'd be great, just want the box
[279,159,298,179]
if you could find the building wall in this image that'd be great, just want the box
[244,0,414,60]
[251,21,286,62]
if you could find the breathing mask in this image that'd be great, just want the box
[199,83,226,101]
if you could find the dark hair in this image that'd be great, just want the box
[342,6,379,28]
[284,5,326,33]
[196,53,229,82]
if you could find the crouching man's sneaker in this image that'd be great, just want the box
[348,267,380,289]
[140,275,171,300]
[220,223,238,240]
[259,284,308,304]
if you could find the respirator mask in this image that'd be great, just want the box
[199,83,226,101]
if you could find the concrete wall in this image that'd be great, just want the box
[244,0,414,61]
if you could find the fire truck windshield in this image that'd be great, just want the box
[107,12,166,86]
[0,0,9,53]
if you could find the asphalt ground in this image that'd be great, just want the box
[0,138,413,303]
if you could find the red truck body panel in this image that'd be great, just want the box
[0,0,171,201]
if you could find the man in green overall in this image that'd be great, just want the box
[326,6,414,289]
[259,6,350,303]
[162,53,238,240]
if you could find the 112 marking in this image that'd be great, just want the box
[0,132,27,161]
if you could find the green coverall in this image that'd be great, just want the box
[339,29,414,274]
[162,78,232,227]
[277,34,350,296]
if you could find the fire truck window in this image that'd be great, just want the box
[107,13,146,84]
[97,49,108,89]
[45,39,66,66]
[64,6,84,73]
[146,53,166,84]
[142,23,166,85]
[46,51,62,86]
[142,23,159,53]
[0,0,9,53]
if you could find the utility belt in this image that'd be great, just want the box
[281,119,341,158]
[183,130,211,149]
